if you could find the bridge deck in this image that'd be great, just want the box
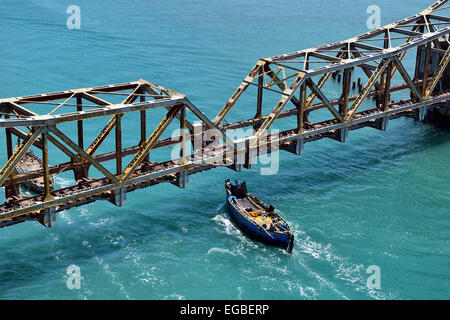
[1,89,449,228]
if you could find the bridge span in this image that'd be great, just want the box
[1,0,450,228]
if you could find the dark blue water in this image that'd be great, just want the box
[0,0,449,299]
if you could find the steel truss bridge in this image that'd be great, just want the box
[1,0,450,228]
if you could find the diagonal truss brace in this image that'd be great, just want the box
[306,79,344,122]
[0,128,43,188]
[424,44,450,100]
[347,57,393,121]
[48,126,120,185]
[121,104,184,181]
[213,60,266,126]
[184,99,235,149]
[86,85,142,156]
[253,72,307,145]
[143,84,195,133]
[392,56,424,102]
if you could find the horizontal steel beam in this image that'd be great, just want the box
[0,97,186,128]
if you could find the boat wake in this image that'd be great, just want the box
[289,224,396,300]
[210,204,262,257]
[93,255,132,300]
[212,203,396,299]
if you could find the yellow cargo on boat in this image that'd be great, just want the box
[249,210,263,217]
[254,216,272,225]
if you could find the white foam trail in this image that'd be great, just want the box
[59,210,74,225]
[163,294,185,300]
[93,256,132,300]
[123,244,163,287]
[89,218,112,227]
[212,213,260,249]
[207,247,245,258]
[78,207,90,217]
[102,232,165,290]
[292,224,396,300]
[212,214,241,237]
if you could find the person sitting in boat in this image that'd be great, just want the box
[261,222,273,232]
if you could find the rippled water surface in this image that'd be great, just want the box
[0,0,449,300]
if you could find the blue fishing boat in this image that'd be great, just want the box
[225,179,294,253]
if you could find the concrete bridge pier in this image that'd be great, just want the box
[39,207,56,228]
[110,188,127,207]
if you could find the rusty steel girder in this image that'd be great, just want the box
[1,1,450,228]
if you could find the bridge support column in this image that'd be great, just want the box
[326,128,349,143]
[110,188,127,207]
[328,128,349,143]
[177,171,189,189]
[418,107,428,121]
[369,117,389,131]
[339,128,349,143]
[294,138,304,155]
[280,138,304,155]
[381,117,389,131]
[39,207,56,228]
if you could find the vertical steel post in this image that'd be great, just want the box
[76,96,84,149]
[384,61,393,111]
[177,104,188,188]
[298,84,306,134]
[40,129,56,227]
[115,115,122,175]
[180,105,187,165]
[140,91,149,162]
[4,115,19,198]
[414,46,424,82]
[256,68,264,119]
[42,130,52,201]
[422,43,432,96]
[5,116,13,159]
[340,68,352,119]
[294,83,307,155]
[74,95,88,181]
[414,24,425,81]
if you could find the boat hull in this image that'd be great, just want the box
[226,196,294,253]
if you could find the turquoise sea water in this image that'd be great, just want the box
[0,0,449,300]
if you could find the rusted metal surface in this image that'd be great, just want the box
[1,0,450,228]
